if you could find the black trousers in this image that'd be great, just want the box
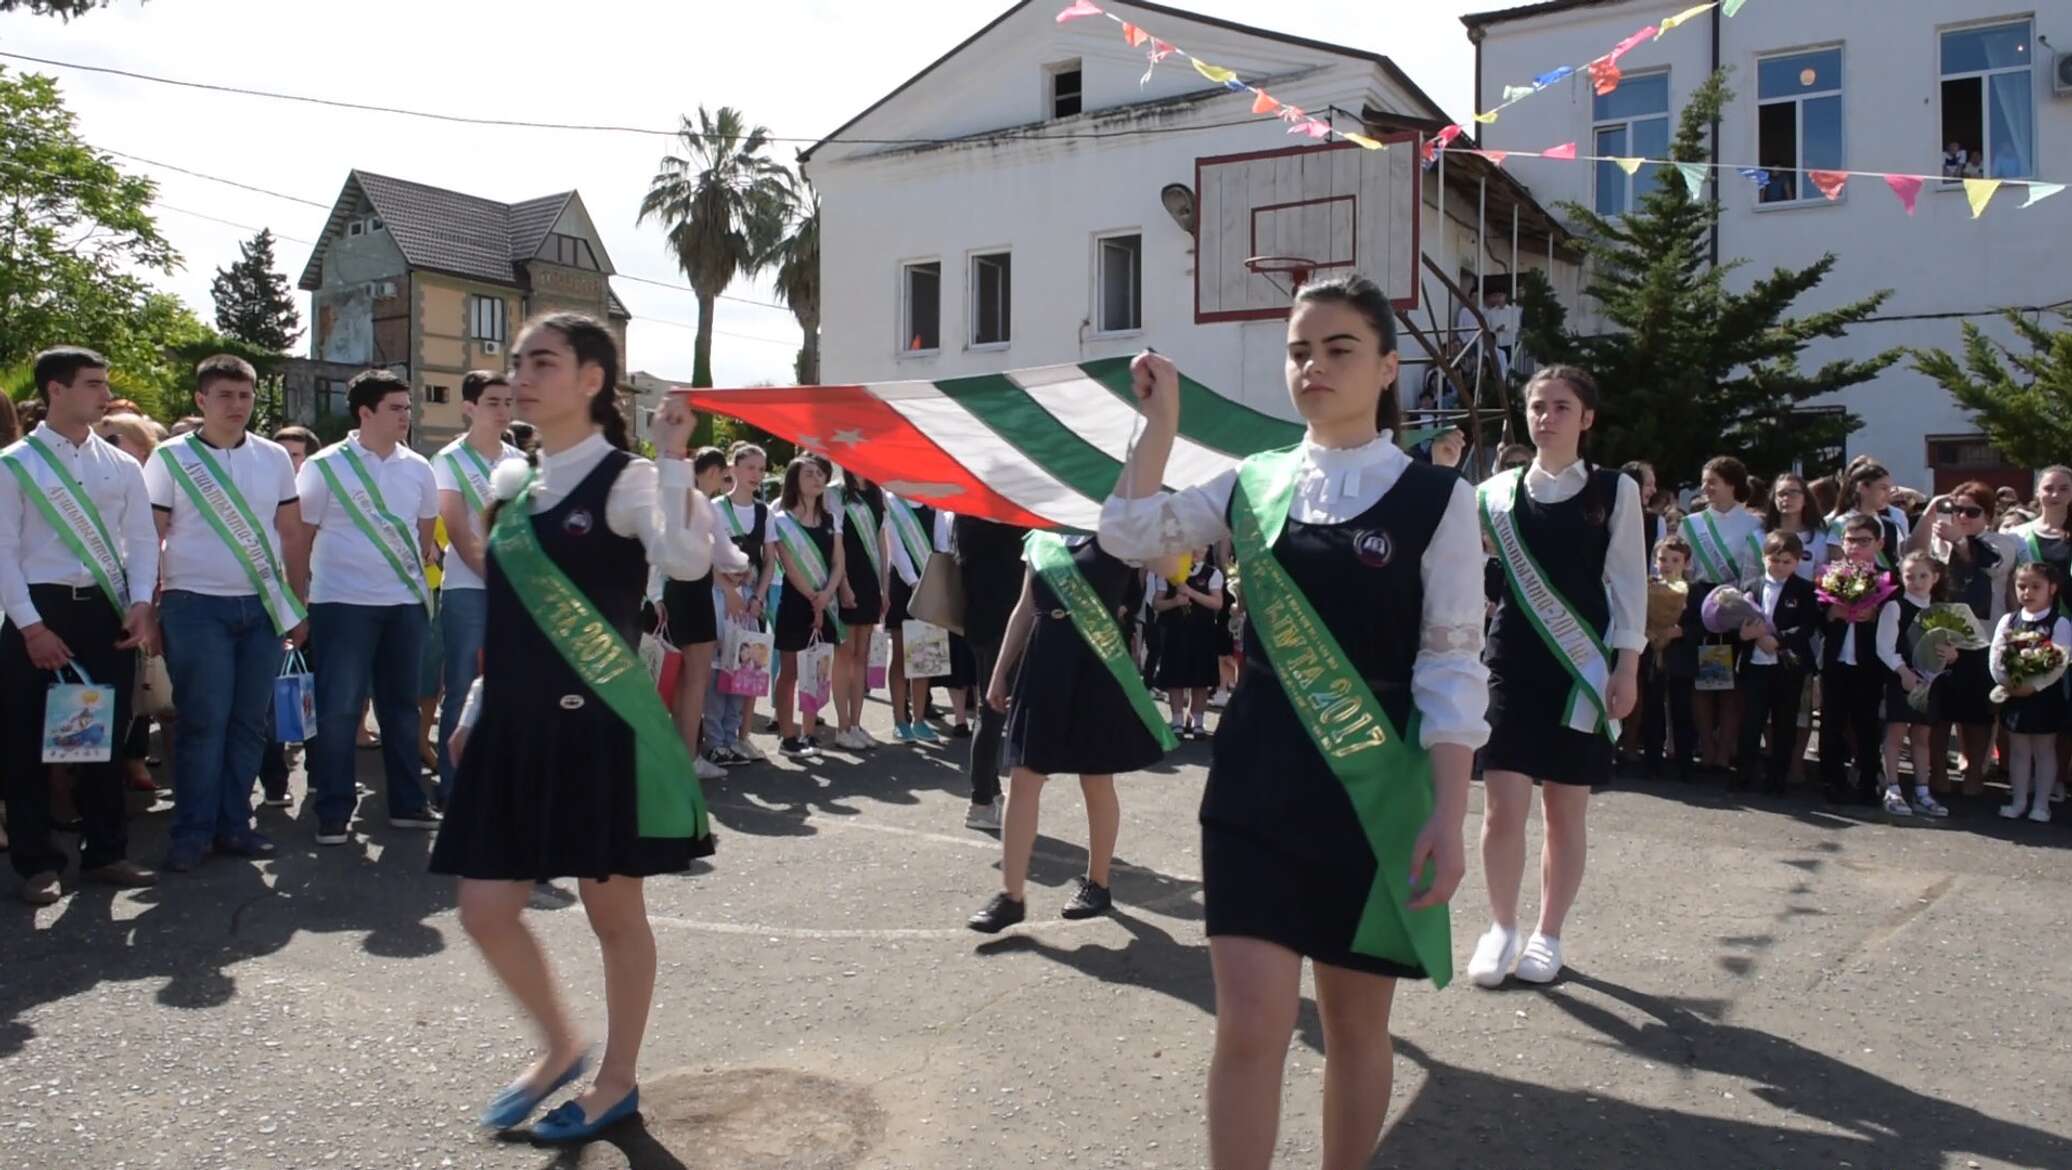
[1641,657,1695,774]
[4,585,137,878]
[1820,662,1884,798]
[966,638,1009,805]
[1737,665,1805,787]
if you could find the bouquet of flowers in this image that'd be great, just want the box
[1990,628,2068,705]
[1815,561,1897,624]
[1645,579,1689,665]
[1701,586,1766,636]
[1904,604,1990,712]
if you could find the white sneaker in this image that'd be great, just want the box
[2000,801,2026,820]
[1466,924,1521,988]
[854,727,881,749]
[1514,933,1564,984]
[1912,790,1949,818]
[840,727,871,751]
[1881,788,1914,817]
[964,797,1003,831]
[695,754,727,781]
[732,739,768,763]
[2030,801,2053,824]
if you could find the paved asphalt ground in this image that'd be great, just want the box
[5,699,2070,1170]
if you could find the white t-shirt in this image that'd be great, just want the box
[430,436,525,592]
[144,431,299,598]
[296,433,440,607]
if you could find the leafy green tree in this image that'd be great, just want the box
[637,106,791,388]
[210,228,303,352]
[1516,70,1899,484]
[1912,309,2072,471]
[761,174,820,386]
[0,0,120,17]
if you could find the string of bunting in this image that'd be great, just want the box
[1055,0,2063,220]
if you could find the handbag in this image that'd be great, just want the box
[640,615,684,702]
[43,663,117,764]
[273,650,318,743]
[131,649,175,719]
[908,551,966,635]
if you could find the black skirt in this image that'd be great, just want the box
[838,563,884,628]
[886,577,915,626]
[2001,678,2068,735]
[1003,612,1166,776]
[1884,673,1936,727]
[661,574,718,648]
[1935,647,1995,726]
[774,579,841,653]
[1153,609,1221,690]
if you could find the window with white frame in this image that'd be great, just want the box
[1095,233,1142,334]
[550,233,599,270]
[1592,72,1670,216]
[901,260,941,353]
[468,294,506,343]
[1049,60,1083,120]
[426,383,450,405]
[1755,47,1843,204]
[970,252,1012,347]
[1940,20,2034,181]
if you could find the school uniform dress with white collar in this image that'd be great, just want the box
[0,423,160,884]
[1875,589,1939,728]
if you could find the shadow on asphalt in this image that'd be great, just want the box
[1381,971,2070,1169]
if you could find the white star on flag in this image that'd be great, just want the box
[831,428,867,447]
[798,435,824,451]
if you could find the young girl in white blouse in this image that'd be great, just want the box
[1874,552,1955,818]
[1991,561,2070,822]
[1099,275,1485,1170]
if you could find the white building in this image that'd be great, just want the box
[804,0,1581,430]
[1464,0,2071,492]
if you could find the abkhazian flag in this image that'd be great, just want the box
[680,357,1303,531]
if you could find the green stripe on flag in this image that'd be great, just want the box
[1078,356,1303,457]
[931,372,1122,506]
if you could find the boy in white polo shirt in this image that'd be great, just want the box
[145,355,307,872]
[430,370,523,803]
[296,370,440,846]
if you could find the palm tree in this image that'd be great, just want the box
[637,106,790,387]
[762,174,821,386]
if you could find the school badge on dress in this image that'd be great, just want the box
[1352,529,1394,569]
[562,508,595,536]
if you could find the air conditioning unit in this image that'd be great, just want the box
[2057,51,2072,96]
[481,340,501,355]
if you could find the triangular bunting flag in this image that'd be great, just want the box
[1658,3,1716,37]
[1478,150,1510,167]
[1277,104,1305,123]
[1613,157,1645,176]
[1140,39,1176,86]
[1808,170,1849,201]
[1965,178,2002,219]
[1474,111,1499,124]
[1435,123,1466,148]
[1675,162,1707,193]
[1589,59,1623,96]
[2023,182,2066,208]
[1251,89,1280,115]
[1193,59,1238,85]
[1883,174,1923,215]
[1343,133,1386,151]
[1289,118,1332,139]
[1534,66,1575,88]
[1607,26,1657,61]
[1723,0,1748,15]
[1543,142,1578,160]
[1502,84,1536,103]
[1056,0,1102,23]
[1738,167,1771,190]
[1120,21,1149,47]
[1420,139,1439,166]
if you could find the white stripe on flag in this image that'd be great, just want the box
[1006,367,1242,490]
[872,383,1104,530]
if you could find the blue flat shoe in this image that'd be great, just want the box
[479,1052,588,1131]
[531,1087,639,1144]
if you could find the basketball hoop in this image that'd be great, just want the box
[1242,255,1317,297]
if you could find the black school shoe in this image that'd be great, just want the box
[1060,877,1113,920]
[780,736,820,758]
[967,892,1026,933]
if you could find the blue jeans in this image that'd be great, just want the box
[705,581,749,750]
[435,587,488,800]
[159,591,282,849]
[309,602,430,827]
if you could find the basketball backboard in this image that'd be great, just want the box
[1193,134,1420,324]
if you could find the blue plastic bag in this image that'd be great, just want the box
[42,663,116,764]
[273,650,317,743]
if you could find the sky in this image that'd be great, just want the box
[0,0,1488,386]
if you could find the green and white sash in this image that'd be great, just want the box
[313,444,432,614]
[2018,524,2072,617]
[440,440,496,516]
[838,493,885,581]
[157,436,306,635]
[490,473,707,840]
[2,434,129,616]
[1229,446,1452,984]
[885,495,934,583]
[1684,511,1762,585]
[776,509,845,637]
[718,496,752,538]
[1478,469,1617,741]
[1025,532,1179,753]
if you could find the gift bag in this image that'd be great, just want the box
[868,627,891,689]
[902,619,951,679]
[132,650,175,719]
[909,552,966,635]
[273,650,317,743]
[43,663,116,763]
[721,623,773,697]
[640,616,683,701]
[798,639,835,715]
[1695,643,1737,692]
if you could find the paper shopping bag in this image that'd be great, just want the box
[868,627,891,689]
[797,639,835,715]
[902,619,951,679]
[640,616,683,702]
[273,650,317,743]
[43,663,116,763]
[132,650,175,719]
[721,623,773,697]
[1695,643,1736,692]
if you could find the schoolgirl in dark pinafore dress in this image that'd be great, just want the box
[1004,536,1167,777]
[1937,535,1999,729]
[1998,610,2071,735]
[834,486,885,628]
[1204,463,1459,978]
[773,509,843,653]
[1153,556,1224,691]
[885,499,936,626]
[430,449,712,880]
[1881,592,1936,728]
[1482,467,1626,786]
